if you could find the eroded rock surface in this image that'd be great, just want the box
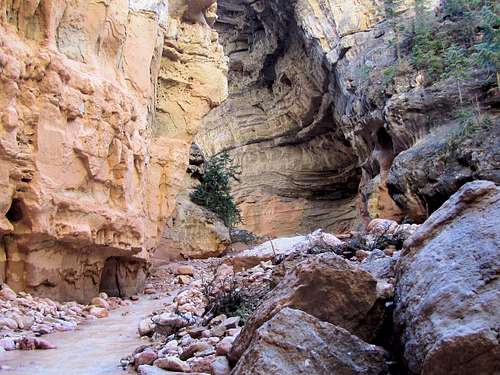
[194,0,499,238]
[232,307,388,375]
[0,0,227,302]
[156,145,231,261]
[395,180,500,375]
[230,252,386,361]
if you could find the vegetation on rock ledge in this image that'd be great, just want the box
[190,152,242,228]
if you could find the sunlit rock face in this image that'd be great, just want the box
[196,0,364,237]
[0,0,227,302]
[196,0,498,237]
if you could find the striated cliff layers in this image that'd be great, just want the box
[196,0,499,237]
[0,0,227,302]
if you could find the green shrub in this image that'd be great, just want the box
[472,4,500,75]
[411,2,446,80]
[443,44,471,80]
[190,152,242,227]
[444,0,485,17]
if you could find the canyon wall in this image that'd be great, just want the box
[195,0,498,238]
[0,0,227,302]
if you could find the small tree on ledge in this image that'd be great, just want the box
[190,152,242,228]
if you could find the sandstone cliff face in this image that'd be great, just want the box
[156,146,231,261]
[0,0,227,302]
[195,0,498,237]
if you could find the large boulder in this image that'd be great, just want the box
[230,253,385,361]
[156,194,231,261]
[232,307,388,375]
[395,180,500,375]
[230,230,343,271]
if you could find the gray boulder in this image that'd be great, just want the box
[395,180,500,374]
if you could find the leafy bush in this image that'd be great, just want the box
[409,0,499,83]
[200,266,261,324]
[472,3,500,78]
[190,152,242,227]
[411,3,446,80]
[444,0,485,17]
[443,44,471,80]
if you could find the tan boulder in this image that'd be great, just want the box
[0,284,16,300]
[156,194,231,261]
[367,219,399,235]
[232,308,388,375]
[154,356,191,372]
[90,297,109,310]
[175,265,195,276]
[88,307,109,319]
[230,253,385,361]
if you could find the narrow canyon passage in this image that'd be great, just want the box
[0,293,177,375]
[0,0,498,374]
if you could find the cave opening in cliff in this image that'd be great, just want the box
[6,199,23,224]
[99,256,147,298]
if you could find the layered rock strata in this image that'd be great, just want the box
[195,0,499,238]
[0,0,227,302]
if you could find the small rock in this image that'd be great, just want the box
[227,327,241,337]
[156,313,187,328]
[367,218,399,235]
[210,324,226,337]
[12,315,35,329]
[320,232,343,247]
[208,337,220,345]
[194,347,216,357]
[355,250,370,261]
[210,314,226,326]
[99,292,108,300]
[187,355,214,373]
[222,316,240,329]
[211,356,231,375]
[91,297,110,309]
[138,318,155,337]
[0,284,17,300]
[34,338,57,350]
[137,365,173,375]
[154,356,191,372]
[176,275,192,285]
[164,340,179,350]
[134,351,158,367]
[130,294,140,301]
[187,326,206,339]
[201,329,211,338]
[175,265,194,276]
[180,341,213,360]
[0,338,16,351]
[216,336,234,356]
[89,307,109,318]
[0,317,18,330]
